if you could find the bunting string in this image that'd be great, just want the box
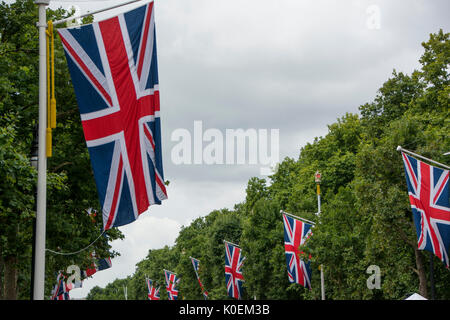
[46,230,106,256]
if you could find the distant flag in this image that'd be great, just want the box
[164,270,180,300]
[282,213,313,289]
[86,207,97,224]
[190,257,208,299]
[146,277,160,300]
[57,1,167,231]
[401,151,450,267]
[82,253,112,278]
[224,241,245,299]
[51,272,70,300]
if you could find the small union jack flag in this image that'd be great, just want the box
[190,257,208,299]
[401,152,450,267]
[58,1,167,231]
[83,254,112,278]
[146,278,160,300]
[282,213,313,289]
[51,272,70,300]
[164,270,180,300]
[224,241,245,299]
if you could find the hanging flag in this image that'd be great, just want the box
[190,257,208,299]
[224,241,245,299]
[86,207,98,224]
[282,213,313,289]
[51,272,70,300]
[146,278,160,300]
[164,270,180,300]
[58,1,167,231]
[83,254,112,278]
[401,152,450,267]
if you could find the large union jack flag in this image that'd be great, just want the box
[401,152,450,267]
[58,1,167,231]
[224,241,245,299]
[282,213,313,289]
[146,278,160,300]
[164,270,180,300]
[190,257,208,299]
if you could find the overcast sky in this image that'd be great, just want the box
[42,0,449,299]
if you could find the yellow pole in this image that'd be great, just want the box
[45,27,52,157]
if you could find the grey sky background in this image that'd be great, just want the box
[41,0,449,298]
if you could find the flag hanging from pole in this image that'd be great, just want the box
[146,278,160,300]
[164,270,180,300]
[58,1,167,231]
[190,257,208,299]
[282,213,313,289]
[82,253,112,278]
[224,241,245,299]
[401,151,450,267]
[51,272,70,300]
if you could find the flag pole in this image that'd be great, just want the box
[315,171,325,301]
[223,239,241,248]
[280,210,316,226]
[51,0,145,26]
[33,0,49,300]
[397,146,450,170]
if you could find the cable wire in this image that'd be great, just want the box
[46,230,106,256]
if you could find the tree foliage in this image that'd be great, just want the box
[0,0,123,299]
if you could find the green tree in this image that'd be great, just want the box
[0,0,123,299]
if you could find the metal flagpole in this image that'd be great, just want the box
[52,0,144,26]
[280,210,316,226]
[397,146,450,170]
[33,0,49,300]
[223,239,241,248]
[315,171,325,301]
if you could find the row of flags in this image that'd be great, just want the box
[143,149,450,300]
[145,215,314,301]
[51,209,112,300]
[50,254,112,300]
[50,1,449,301]
[146,257,207,301]
[49,149,449,301]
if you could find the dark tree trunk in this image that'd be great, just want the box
[414,247,428,299]
[4,255,18,300]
